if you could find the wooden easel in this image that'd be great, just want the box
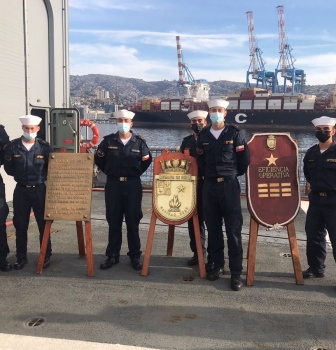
[245,132,304,286]
[141,150,206,278]
[246,217,303,285]
[141,209,206,278]
[36,220,94,276]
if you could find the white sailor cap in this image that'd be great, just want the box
[207,99,229,109]
[113,109,135,120]
[19,115,42,126]
[311,116,336,127]
[187,110,208,120]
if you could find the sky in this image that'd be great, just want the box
[69,0,336,85]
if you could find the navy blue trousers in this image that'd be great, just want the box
[105,178,143,259]
[203,177,243,274]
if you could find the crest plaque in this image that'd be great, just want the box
[154,158,196,223]
[142,151,205,278]
[247,133,300,227]
[245,133,303,286]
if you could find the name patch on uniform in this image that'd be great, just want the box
[108,146,118,149]
[326,159,336,162]
[13,154,22,158]
[36,155,44,159]
[225,140,234,144]
[202,143,209,146]
[236,145,244,152]
[308,159,315,162]
[131,149,140,153]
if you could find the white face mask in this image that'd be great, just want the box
[210,112,224,125]
[23,132,37,141]
[117,122,131,134]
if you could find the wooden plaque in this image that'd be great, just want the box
[44,153,94,221]
[152,152,198,225]
[246,133,300,227]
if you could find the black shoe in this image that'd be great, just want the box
[0,260,12,272]
[205,261,214,272]
[43,258,51,269]
[187,254,198,266]
[206,266,224,281]
[131,258,142,271]
[231,274,243,291]
[14,258,28,270]
[100,257,119,270]
[302,267,325,279]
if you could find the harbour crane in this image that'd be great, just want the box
[246,11,275,90]
[273,5,305,93]
[175,36,210,101]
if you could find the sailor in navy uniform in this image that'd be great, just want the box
[180,110,208,266]
[0,125,11,272]
[94,109,152,271]
[4,115,53,270]
[196,99,250,291]
[303,116,336,279]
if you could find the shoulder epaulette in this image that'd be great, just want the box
[0,124,4,129]
[229,123,241,131]
[11,138,21,144]
[307,144,318,152]
[183,134,193,140]
[38,139,50,146]
[103,133,115,139]
[136,135,146,143]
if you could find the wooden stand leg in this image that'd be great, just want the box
[76,221,86,258]
[36,220,52,274]
[167,225,175,256]
[246,216,259,286]
[287,221,304,285]
[85,221,94,277]
[193,214,206,278]
[141,211,157,277]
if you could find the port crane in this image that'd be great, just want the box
[175,36,209,102]
[246,11,275,90]
[273,5,305,93]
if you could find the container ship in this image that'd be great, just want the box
[128,85,336,130]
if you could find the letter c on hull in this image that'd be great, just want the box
[235,113,247,123]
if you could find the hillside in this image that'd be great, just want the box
[70,74,334,105]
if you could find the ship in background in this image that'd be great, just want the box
[129,7,336,129]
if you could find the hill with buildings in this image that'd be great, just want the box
[70,74,335,106]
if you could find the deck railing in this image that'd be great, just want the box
[140,147,309,196]
[92,146,308,196]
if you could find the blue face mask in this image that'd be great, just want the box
[117,122,131,135]
[23,132,37,141]
[210,112,224,125]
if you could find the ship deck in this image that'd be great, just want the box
[0,192,335,350]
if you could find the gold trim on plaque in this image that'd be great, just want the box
[258,184,268,188]
[282,193,292,197]
[269,183,280,187]
[281,183,291,186]
[258,189,268,193]
[270,194,280,197]
[270,189,280,192]
[267,135,276,150]
[258,194,269,198]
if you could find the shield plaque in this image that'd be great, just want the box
[153,157,197,224]
[246,133,300,227]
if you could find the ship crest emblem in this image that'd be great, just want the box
[267,135,276,150]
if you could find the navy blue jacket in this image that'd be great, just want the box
[196,124,250,177]
[4,138,53,185]
[180,134,204,177]
[0,125,10,184]
[94,131,152,177]
[303,143,336,193]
